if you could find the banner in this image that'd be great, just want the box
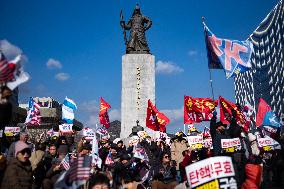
[186,156,236,188]
[187,135,203,149]
[221,138,242,153]
[4,127,20,136]
[146,99,170,132]
[62,97,77,124]
[184,96,217,124]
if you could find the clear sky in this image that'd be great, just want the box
[0,0,279,133]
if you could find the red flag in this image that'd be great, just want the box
[99,97,111,129]
[256,98,271,127]
[146,99,170,132]
[184,96,217,124]
[219,96,248,131]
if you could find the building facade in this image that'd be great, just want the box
[234,0,284,118]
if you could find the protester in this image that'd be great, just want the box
[1,141,33,189]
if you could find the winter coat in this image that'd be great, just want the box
[241,164,262,189]
[153,163,177,184]
[1,157,33,189]
[171,140,187,170]
[29,150,45,170]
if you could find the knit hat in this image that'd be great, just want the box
[15,141,30,157]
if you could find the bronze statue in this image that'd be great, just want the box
[120,4,152,54]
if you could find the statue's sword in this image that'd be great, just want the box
[120,10,127,45]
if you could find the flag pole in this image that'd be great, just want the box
[183,124,186,135]
[209,68,215,100]
[202,16,215,100]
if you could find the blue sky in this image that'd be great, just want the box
[0,0,278,133]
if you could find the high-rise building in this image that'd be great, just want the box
[234,0,284,118]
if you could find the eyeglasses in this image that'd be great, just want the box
[164,156,169,159]
[20,149,31,155]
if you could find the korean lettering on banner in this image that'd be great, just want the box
[4,127,21,136]
[221,138,241,153]
[185,156,237,189]
[83,128,95,141]
[257,137,274,152]
[59,124,73,134]
[187,135,203,149]
[203,138,213,149]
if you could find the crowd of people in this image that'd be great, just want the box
[0,105,283,189]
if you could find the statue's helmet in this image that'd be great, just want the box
[132,4,141,16]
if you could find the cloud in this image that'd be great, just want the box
[156,60,184,74]
[80,100,120,127]
[188,50,198,56]
[109,109,121,121]
[162,107,184,124]
[46,58,62,69]
[55,73,70,81]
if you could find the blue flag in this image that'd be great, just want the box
[203,23,253,78]
[263,111,280,127]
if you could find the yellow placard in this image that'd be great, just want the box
[224,147,235,153]
[196,179,219,189]
[263,146,272,151]
[192,143,203,149]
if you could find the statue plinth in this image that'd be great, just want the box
[120,54,155,138]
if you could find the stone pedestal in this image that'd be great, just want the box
[120,54,155,138]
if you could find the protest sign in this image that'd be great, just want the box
[59,124,73,134]
[185,156,236,189]
[187,135,203,149]
[221,138,241,153]
[4,127,20,136]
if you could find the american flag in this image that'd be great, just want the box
[60,154,70,170]
[96,127,108,136]
[104,152,114,165]
[25,97,41,125]
[69,155,91,182]
[0,52,20,83]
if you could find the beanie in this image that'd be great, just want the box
[15,141,30,157]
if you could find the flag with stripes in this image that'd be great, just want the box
[69,155,91,182]
[96,127,108,136]
[104,152,114,165]
[60,154,70,170]
[0,52,21,83]
[25,97,41,125]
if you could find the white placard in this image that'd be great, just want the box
[59,124,73,134]
[185,156,235,188]
[187,135,203,145]
[257,137,274,147]
[221,138,241,149]
[4,127,20,136]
